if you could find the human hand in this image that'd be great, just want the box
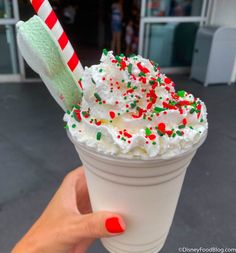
[12,167,126,253]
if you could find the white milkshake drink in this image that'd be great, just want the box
[65,50,208,253]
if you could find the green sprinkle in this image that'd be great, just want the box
[72,124,76,128]
[64,124,69,129]
[133,86,137,90]
[115,55,121,63]
[172,133,176,138]
[94,92,102,101]
[124,96,127,100]
[99,69,103,73]
[66,110,71,115]
[127,82,131,88]
[130,102,136,108]
[103,48,108,55]
[157,77,162,83]
[99,101,102,105]
[126,109,129,112]
[152,142,156,145]
[158,130,164,136]
[96,132,102,140]
[122,79,125,83]
[159,96,163,100]
[200,118,204,122]
[190,108,195,114]
[154,107,166,113]
[189,126,193,129]
[178,125,185,129]
[128,63,132,74]
[177,90,186,97]
[74,105,81,110]
[176,130,183,136]
[117,112,121,116]
[145,127,151,136]
[192,102,197,108]
[138,72,146,77]
[169,101,176,106]
[149,80,156,85]
[91,78,96,84]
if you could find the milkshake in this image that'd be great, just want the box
[65,51,208,253]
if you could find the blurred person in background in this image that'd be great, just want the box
[131,6,140,54]
[63,1,77,25]
[125,20,134,55]
[111,0,123,55]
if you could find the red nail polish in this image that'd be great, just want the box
[105,217,125,234]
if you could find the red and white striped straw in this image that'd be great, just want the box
[30,0,84,90]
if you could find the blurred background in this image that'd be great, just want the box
[0,0,236,252]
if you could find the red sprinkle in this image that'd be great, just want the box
[95,120,102,126]
[158,123,166,133]
[148,134,156,140]
[166,130,173,136]
[124,132,132,138]
[132,108,145,118]
[78,80,83,89]
[137,62,150,74]
[183,118,187,125]
[109,111,116,119]
[165,86,170,92]
[152,82,158,89]
[147,102,153,110]
[120,60,127,70]
[163,102,177,110]
[127,89,134,94]
[197,104,202,118]
[74,110,82,121]
[165,77,172,84]
[139,77,147,84]
[177,100,191,106]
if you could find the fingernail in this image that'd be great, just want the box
[105,217,125,234]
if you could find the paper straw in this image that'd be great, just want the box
[30,0,84,90]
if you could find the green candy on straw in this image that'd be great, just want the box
[16,16,82,111]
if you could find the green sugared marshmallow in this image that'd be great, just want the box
[16,15,82,111]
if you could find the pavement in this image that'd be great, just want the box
[0,75,236,252]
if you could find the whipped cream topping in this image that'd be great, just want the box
[65,50,208,159]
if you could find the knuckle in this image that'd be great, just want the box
[86,214,105,237]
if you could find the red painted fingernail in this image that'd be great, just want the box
[105,217,125,234]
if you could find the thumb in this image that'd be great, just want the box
[75,212,126,239]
